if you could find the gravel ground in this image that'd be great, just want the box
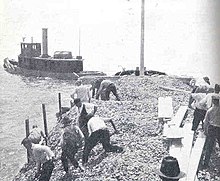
[13,75,219,181]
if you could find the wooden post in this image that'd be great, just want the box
[135,67,140,76]
[25,119,30,163]
[58,93,62,114]
[140,0,145,76]
[25,119,30,137]
[42,104,48,139]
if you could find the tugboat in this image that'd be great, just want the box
[3,28,106,80]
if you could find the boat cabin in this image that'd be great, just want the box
[20,43,41,58]
[18,42,83,73]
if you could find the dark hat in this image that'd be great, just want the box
[73,98,81,104]
[155,156,186,180]
[21,137,32,145]
[214,84,220,92]
[203,76,210,85]
[75,80,82,86]
[61,116,72,126]
[212,95,220,100]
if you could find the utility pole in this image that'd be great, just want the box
[79,28,81,56]
[140,0,145,76]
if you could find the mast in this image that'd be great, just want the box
[140,0,145,76]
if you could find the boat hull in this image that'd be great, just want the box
[3,58,106,80]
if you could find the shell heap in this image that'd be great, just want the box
[13,75,219,181]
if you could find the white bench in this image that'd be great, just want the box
[158,97,173,119]
[163,106,188,138]
[157,97,173,134]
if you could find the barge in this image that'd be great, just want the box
[3,28,106,80]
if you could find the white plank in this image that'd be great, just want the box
[186,131,206,181]
[164,126,184,138]
[158,97,173,118]
[159,85,191,94]
[169,106,188,127]
[163,106,188,138]
[169,123,194,181]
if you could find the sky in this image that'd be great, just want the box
[0,0,219,82]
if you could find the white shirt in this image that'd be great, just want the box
[200,93,220,110]
[191,93,207,110]
[195,77,210,87]
[72,85,91,103]
[32,144,54,166]
[87,117,107,136]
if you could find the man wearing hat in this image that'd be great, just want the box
[59,116,85,173]
[96,79,120,101]
[21,124,47,162]
[190,76,211,93]
[82,116,123,165]
[188,84,213,132]
[202,94,220,168]
[74,98,97,140]
[21,138,55,181]
[155,156,186,181]
[91,77,105,98]
[200,84,220,110]
[28,124,46,144]
[70,80,91,105]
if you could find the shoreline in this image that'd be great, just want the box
[13,75,218,181]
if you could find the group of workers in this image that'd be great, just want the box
[156,76,220,181]
[188,76,220,169]
[21,78,122,181]
[21,76,220,181]
[70,78,120,105]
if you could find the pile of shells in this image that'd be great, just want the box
[13,75,218,181]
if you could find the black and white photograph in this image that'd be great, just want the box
[0,0,220,180]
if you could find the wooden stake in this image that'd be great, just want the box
[58,93,62,114]
[25,119,30,137]
[25,119,30,163]
[42,104,48,138]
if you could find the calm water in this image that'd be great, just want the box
[0,0,219,180]
[0,66,77,180]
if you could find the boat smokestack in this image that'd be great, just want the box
[41,28,49,58]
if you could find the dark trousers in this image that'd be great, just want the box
[61,144,79,173]
[104,83,120,101]
[78,115,91,140]
[203,125,220,166]
[82,129,123,164]
[39,160,54,181]
[192,108,206,131]
[79,117,89,139]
